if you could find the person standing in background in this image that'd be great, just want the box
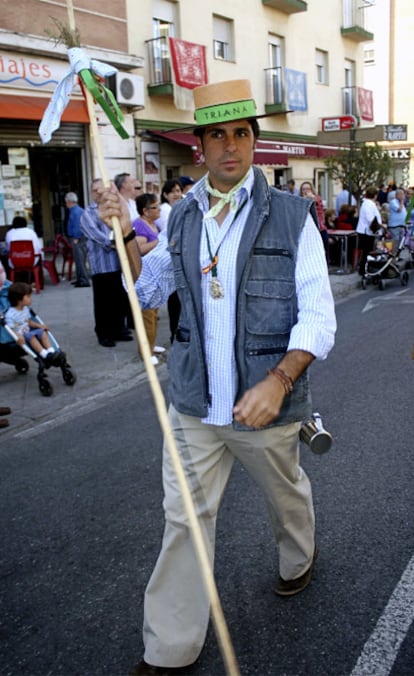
[114,173,142,222]
[155,179,184,342]
[80,179,133,348]
[65,192,90,288]
[299,181,329,262]
[356,185,383,276]
[388,188,407,252]
[132,193,164,365]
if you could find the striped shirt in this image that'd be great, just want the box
[80,203,121,275]
[135,169,336,425]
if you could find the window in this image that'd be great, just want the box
[315,49,328,85]
[213,15,234,61]
[364,47,375,65]
[266,35,284,104]
[148,0,177,84]
[343,58,356,114]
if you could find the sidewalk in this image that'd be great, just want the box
[0,269,359,435]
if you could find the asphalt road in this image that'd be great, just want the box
[1,283,414,676]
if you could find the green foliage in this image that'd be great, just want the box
[323,143,393,204]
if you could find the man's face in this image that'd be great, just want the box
[120,175,136,200]
[197,120,256,192]
[91,181,104,203]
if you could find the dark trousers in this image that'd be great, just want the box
[92,271,129,341]
[358,233,376,276]
[167,292,181,343]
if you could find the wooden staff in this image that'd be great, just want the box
[64,2,240,674]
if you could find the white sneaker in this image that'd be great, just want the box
[153,345,166,353]
[150,355,159,366]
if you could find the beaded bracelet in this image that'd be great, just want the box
[267,366,294,395]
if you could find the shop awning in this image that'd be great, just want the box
[144,130,337,164]
[0,94,89,123]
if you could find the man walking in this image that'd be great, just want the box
[99,79,336,675]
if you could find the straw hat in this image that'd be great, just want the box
[193,79,264,126]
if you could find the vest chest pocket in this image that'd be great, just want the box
[245,279,295,335]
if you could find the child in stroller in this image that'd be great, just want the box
[361,226,410,290]
[5,282,61,365]
[0,277,76,396]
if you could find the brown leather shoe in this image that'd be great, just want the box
[0,418,10,429]
[274,547,319,597]
[0,407,11,416]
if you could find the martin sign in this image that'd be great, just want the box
[321,115,358,132]
[384,125,407,141]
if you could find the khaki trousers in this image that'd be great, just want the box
[143,405,315,668]
[141,308,158,354]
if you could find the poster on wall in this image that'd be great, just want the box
[141,141,160,195]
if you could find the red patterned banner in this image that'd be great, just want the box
[169,38,207,90]
[357,87,374,122]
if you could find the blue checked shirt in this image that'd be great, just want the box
[135,168,336,426]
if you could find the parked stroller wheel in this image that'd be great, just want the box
[62,368,76,386]
[378,278,385,290]
[401,271,409,286]
[39,379,53,396]
[15,359,29,374]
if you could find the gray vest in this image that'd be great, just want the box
[167,167,315,429]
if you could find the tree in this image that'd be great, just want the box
[323,142,393,205]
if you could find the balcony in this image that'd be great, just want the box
[342,85,374,122]
[264,67,290,114]
[262,0,307,13]
[146,37,173,96]
[341,0,373,42]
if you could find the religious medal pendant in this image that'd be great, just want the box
[209,277,224,299]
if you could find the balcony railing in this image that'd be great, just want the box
[341,0,373,42]
[264,66,291,113]
[146,36,173,95]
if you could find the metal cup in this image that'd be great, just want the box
[299,412,333,454]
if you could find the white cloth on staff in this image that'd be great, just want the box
[39,47,118,144]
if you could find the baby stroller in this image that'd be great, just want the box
[0,280,76,396]
[403,224,414,268]
[361,227,409,291]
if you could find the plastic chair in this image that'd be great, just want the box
[56,235,74,281]
[8,240,44,294]
[42,238,61,285]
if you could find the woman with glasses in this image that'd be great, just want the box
[133,193,164,364]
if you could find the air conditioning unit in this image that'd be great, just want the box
[115,73,145,108]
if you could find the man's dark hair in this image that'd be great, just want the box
[193,118,260,143]
[114,173,130,191]
[136,193,158,216]
[11,216,27,229]
[8,281,32,307]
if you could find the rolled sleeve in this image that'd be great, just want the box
[288,214,336,360]
[135,231,176,308]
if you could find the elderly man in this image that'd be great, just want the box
[388,188,407,252]
[99,79,336,676]
[65,192,89,287]
[114,172,142,221]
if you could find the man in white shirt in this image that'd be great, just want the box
[99,79,336,676]
[6,216,42,268]
[114,172,141,221]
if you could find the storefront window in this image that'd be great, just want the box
[0,146,33,227]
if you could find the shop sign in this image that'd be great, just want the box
[384,125,408,141]
[0,51,82,94]
[386,148,410,160]
[321,115,358,132]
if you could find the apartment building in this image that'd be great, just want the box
[0,0,374,242]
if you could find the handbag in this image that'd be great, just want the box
[369,216,381,234]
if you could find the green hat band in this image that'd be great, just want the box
[194,99,257,125]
